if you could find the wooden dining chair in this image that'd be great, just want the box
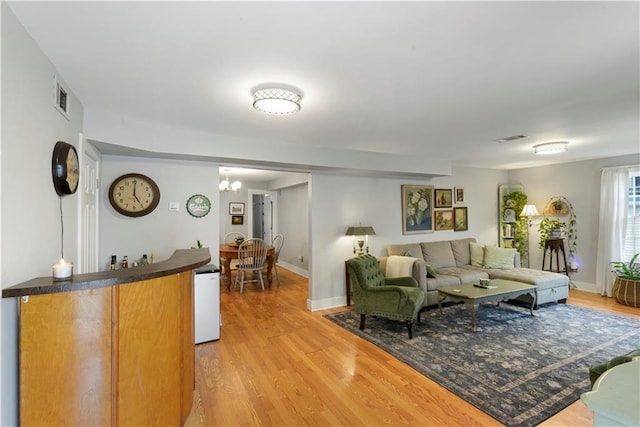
[222,232,245,281]
[235,238,268,293]
[270,234,284,286]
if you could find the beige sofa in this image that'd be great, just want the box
[378,237,570,308]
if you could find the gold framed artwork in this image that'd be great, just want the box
[231,215,244,225]
[435,209,454,231]
[454,207,468,231]
[229,202,245,215]
[435,188,453,208]
[401,184,434,234]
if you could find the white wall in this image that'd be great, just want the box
[508,153,640,291]
[100,156,219,268]
[278,183,309,273]
[307,167,509,310]
[1,5,84,424]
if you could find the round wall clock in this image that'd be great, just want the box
[52,141,79,196]
[108,173,160,217]
[186,194,211,218]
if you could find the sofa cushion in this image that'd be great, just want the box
[438,266,489,284]
[421,241,456,269]
[387,243,423,258]
[425,274,460,291]
[483,246,516,269]
[470,242,484,267]
[450,238,476,267]
[487,268,570,290]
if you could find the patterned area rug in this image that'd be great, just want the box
[325,303,640,427]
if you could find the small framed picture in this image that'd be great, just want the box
[454,187,464,204]
[434,189,453,208]
[229,202,245,215]
[454,207,468,231]
[435,209,454,231]
[231,215,244,225]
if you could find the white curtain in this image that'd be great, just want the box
[595,167,629,296]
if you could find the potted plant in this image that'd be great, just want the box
[611,253,640,307]
[537,218,566,250]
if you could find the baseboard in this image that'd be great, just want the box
[570,280,598,293]
[278,261,308,278]
[307,296,346,311]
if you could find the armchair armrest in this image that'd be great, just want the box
[385,276,419,288]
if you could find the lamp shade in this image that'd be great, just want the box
[520,204,540,217]
[345,226,376,236]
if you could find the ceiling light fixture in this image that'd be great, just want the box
[219,171,241,192]
[534,141,569,155]
[252,88,301,114]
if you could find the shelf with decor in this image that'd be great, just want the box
[498,185,528,265]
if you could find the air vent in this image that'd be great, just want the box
[495,135,527,143]
[53,75,70,120]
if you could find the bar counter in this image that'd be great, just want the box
[3,248,211,426]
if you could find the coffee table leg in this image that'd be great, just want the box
[465,302,479,331]
[529,291,537,316]
[438,293,446,316]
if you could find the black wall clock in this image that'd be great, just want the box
[108,173,160,217]
[51,141,79,196]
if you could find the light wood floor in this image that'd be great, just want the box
[186,269,639,426]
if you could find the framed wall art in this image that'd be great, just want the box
[231,215,244,225]
[186,194,211,218]
[454,207,468,231]
[435,188,453,208]
[454,187,464,204]
[229,202,245,215]
[401,184,434,234]
[435,209,454,231]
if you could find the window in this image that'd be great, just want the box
[624,169,640,261]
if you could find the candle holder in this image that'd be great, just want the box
[52,259,73,281]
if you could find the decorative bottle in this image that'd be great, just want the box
[122,256,128,269]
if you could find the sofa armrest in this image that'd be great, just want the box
[514,251,521,268]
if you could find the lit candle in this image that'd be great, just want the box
[52,258,73,281]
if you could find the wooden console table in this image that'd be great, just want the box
[2,248,210,426]
[542,238,569,276]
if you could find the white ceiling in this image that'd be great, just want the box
[7,1,640,177]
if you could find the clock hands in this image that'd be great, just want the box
[132,179,143,205]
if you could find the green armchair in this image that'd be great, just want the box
[346,254,425,339]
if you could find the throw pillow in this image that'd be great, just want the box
[470,242,484,267]
[405,250,436,278]
[483,246,516,269]
[425,263,437,279]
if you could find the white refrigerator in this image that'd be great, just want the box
[194,265,220,343]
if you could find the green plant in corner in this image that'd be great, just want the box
[611,253,640,281]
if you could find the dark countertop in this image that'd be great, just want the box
[2,248,211,298]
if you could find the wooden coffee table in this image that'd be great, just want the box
[437,279,537,331]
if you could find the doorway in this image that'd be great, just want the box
[249,190,276,243]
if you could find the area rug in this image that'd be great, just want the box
[325,303,640,427]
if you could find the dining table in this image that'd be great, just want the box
[219,243,275,290]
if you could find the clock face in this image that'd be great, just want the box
[108,173,160,217]
[52,141,79,196]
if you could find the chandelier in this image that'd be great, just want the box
[219,171,241,192]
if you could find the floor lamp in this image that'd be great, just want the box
[520,204,540,268]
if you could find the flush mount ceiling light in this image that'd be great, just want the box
[252,88,301,114]
[534,141,569,155]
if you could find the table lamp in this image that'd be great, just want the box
[345,226,376,255]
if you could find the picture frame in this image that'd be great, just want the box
[229,202,245,215]
[186,194,211,218]
[231,215,244,225]
[401,184,434,234]
[434,188,453,208]
[454,187,464,204]
[435,209,454,231]
[454,207,468,231]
